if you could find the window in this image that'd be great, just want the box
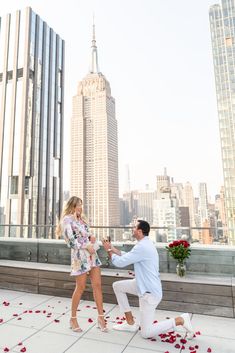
[10,176,18,195]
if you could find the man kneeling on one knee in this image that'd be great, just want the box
[102,220,194,340]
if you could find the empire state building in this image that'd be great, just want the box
[71,25,120,228]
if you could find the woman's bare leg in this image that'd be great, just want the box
[70,272,87,329]
[89,267,107,330]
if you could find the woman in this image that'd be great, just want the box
[56,196,107,332]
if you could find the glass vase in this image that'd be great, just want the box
[176,262,186,277]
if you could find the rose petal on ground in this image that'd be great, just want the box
[207,349,212,353]
[3,348,9,352]
[88,318,93,323]
[20,348,27,352]
[175,343,180,349]
[54,319,60,323]
[180,339,187,344]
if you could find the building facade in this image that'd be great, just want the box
[210,0,235,244]
[0,7,64,237]
[71,25,119,228]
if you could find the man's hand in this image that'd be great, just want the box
[102,239,112,252]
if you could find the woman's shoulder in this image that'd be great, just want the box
[63,214,74,222]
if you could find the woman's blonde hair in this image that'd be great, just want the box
[55,196,86,237]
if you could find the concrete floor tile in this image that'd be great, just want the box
[191,313,235,339]
[64,338,125,353]
[10,293,53,309]
[0,323,37,349]
[12,331,78,353]
[43,313,96,336]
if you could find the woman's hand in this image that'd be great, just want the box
[89,235,96,244]
[86,243,95,255]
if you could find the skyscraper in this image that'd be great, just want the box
[198,183,209,226]
[209,0,235,244]
[0,7,64,237]
[71,24,119,228]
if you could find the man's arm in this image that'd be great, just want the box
[103,239,142,268]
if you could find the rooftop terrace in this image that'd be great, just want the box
[0,288,234,353]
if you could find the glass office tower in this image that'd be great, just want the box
[0,7,64,237]
[210,0,235,244]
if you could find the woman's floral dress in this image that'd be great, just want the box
[62,215,101,276]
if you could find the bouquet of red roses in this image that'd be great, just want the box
[166,239,191,264]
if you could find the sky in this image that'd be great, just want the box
[1,0,223,199]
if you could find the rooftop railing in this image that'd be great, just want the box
[0,224,229,244]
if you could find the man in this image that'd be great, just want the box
[102,220,194,339]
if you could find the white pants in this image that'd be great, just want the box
[113,279,175,338]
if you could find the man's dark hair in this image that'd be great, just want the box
[137,220,150,236]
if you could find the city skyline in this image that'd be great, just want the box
[0,0,223,199]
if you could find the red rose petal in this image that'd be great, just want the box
[35,310,41,313]
[0,318,3,323]
[195,345,199,349]
[17,317,22,320]
[18,342,23,346]
[13,313,18,317]
[207,349,212,353]
[180,339,187,344]
[88,318,93,323]
[181,345,185,350]
[189,347,195,351]
[3,348,9,352]
[117,321,123,324]
[196,331,201,335]
[151,338,156,341]
[20,348,27,352]
[153,320,158,323]
[54,319,60,323]
[175,343,180,349]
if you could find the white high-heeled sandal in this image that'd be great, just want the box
[97,314,108,332]
[69,316,83,332]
